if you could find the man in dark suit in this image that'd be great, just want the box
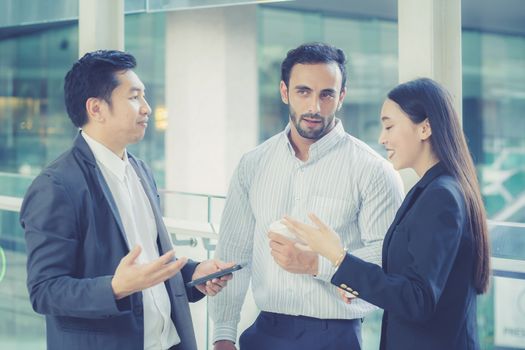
[20,50,232,350]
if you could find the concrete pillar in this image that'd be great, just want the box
[164,6,259,346]
[397,0,462,190]
[78,0,124,56]
[165,5,258,197]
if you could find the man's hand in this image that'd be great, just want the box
[111,246,187,300]
[268,232,318,275]
[214,340,237,350]
[191,260,234,296]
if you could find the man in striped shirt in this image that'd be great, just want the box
[211,43,404,350]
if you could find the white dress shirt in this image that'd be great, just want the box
[82,131,180,350]
[210,120,404,343]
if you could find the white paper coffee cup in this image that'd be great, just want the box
[269,220,295,239]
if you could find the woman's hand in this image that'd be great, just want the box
[282,213,345,266]
[338,287,356,304]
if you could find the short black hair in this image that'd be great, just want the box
[281,42,347,91]
[64,50,137,127]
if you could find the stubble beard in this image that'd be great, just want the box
[289,108,335,140]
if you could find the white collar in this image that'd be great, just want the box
[81,131,129,182]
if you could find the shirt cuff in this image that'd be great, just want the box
[213,323,238,344]
[314,255,338,283]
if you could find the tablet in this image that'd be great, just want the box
[186,263,244,288]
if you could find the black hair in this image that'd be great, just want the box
[63,50,136,127]
[281,42,347,91]
[388,78,490,294]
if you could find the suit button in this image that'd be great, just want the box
[352,291,359,296]
[133,306,143,316]
[340,283,348,289]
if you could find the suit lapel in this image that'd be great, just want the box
[94,167,130,249]
[381,186,422,270]
[128,158,173,255]
[381,162,448,271]
[73,133,131,250]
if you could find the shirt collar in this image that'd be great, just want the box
[81,131,129,182]
[283,119,346,162]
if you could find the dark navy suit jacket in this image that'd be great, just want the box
[332,163,480,350]
[20,133,204,350]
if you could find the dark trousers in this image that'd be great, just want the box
[239,311,362,350]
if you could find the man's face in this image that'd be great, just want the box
[280,62,346,140]
[102,70,151,148]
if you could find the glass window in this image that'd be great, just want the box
[463,31,525,223]
[0,23,78,196]
[125,12,167,187]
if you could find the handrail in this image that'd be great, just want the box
[0,194,219,240]
[1,194,525,246]
[0,195,23,212]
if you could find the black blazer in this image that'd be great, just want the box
[332,163,480,350]
[20,133,204,350]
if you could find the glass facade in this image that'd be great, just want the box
[0,23,78,194]
[124,12,167,187]
[463,31,525,223]
[0,2,524,350]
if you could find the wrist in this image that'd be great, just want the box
[111,278,126,300]
[329,247,347,267]
[310,255,319,275]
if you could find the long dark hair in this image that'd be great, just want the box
[388,78,490,294]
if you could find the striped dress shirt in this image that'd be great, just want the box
[210,120,404,343]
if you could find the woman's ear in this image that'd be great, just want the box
[419,118,432,141]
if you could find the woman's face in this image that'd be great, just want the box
[378,99,426,171]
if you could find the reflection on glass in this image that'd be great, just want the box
[0,0,77,28]
[463,31,525,224]
[0,209,46,349]
[125,12,167,187]
[0,24,78,179]
[147,0,292,11]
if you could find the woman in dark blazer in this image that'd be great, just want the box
[283,78,490,350]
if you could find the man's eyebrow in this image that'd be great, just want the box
[294,85,312,91]
[129,86,145,93]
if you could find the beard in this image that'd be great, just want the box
[289,106,336,140]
